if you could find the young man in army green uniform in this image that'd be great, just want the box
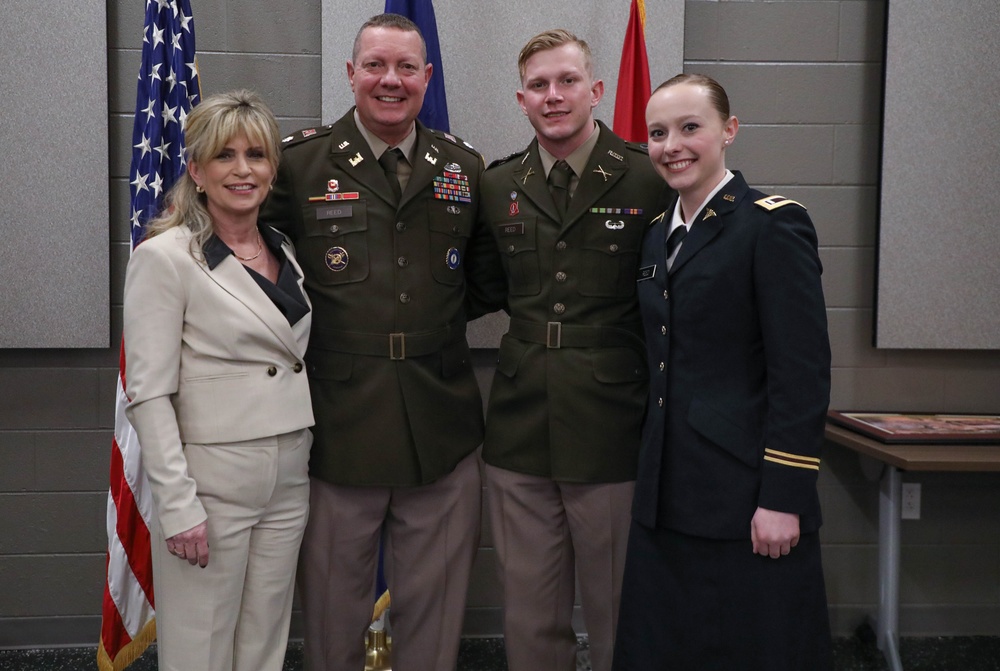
[471,29,669,671]
[259,13,493,671]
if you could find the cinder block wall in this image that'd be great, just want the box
[2,0,1000,648]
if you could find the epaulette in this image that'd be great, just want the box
[754,195,805,211]
[625,141,650,155]
[431,129,481,157]
[487,150,527,170]
[280,125,334,149]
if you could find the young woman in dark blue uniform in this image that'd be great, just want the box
[613,74,833,670]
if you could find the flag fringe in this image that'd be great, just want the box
[97,618,157,671]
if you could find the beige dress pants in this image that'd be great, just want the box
[151,429,311,671]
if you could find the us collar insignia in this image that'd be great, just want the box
[593,165,612,182]
[425,152,438,166]
[608,150,624,161]
[521,167,535,185]
[338,140,350,149]
[702,208,717,221]
[723,194,736,202]
[348,152,363,167]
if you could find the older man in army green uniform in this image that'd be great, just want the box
[472,29,669,671]
[259,13,493,671]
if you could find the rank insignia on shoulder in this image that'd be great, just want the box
[282,135,294,143]
[754,195,805,211]
[302,128,317,138]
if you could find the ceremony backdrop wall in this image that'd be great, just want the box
[2,0,1000,648]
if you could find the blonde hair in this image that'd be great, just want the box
[517,29,594,82]
[145,89,281,256]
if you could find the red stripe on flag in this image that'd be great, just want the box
[109,433,155,606]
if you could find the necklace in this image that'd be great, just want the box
[234,229,263,262]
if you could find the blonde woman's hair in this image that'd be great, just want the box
[144,89,281,256]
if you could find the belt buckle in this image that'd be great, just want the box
[546,322,562,349]
[389,332,406,360]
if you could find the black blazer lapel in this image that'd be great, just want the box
[669,174,748,275]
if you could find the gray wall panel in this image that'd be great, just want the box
[0,0,110,348]
[876,1,1000,348]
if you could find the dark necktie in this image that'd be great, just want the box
[548,160,573,219]
[379,147,404,204]
[666,225,688,261]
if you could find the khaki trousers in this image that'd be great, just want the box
[298,451,481,671]
[485,464,634,671]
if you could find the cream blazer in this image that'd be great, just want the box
[123,224,314,538]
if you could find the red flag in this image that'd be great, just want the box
[98,1,200,669]
[613,0,652,143]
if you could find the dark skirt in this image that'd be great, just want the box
[612,520,832,671]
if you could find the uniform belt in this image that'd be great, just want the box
[506,318,644,351]
[311,323,466,360]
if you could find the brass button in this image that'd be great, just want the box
[609,244,619,252]
[553,303,566,315]
[396,221,406,232]
[400,293,411,304]
[555,271,567,282]
[663,290,669,300]
[329,224,340,234]
[293,362,304,373]
[659,361,665,371]
[267,366,277,377]
[453,225,461,234]
[556,241,567,251]
[661,325,667,335]
[397,257,408,267]
[507,244,516,254]
[658,397,664,407]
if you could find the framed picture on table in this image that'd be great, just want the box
[827,411,1000,444]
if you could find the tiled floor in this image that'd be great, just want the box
[4,634,1000,670]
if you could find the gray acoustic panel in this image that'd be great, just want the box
[0,0,110,348]
[876,1,1000,349]
[322,0,684,347]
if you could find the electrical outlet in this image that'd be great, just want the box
[902,482,921,520]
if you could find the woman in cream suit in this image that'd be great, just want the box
[123,90,313,671]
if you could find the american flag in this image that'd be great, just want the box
[98,1,199,668]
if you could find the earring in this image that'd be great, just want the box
[724,140,730,146]
[195,184,205,193]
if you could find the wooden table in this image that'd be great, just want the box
[825,423,1000,671]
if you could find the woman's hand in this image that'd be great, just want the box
[166,521,210,568]
[750,507,799,559]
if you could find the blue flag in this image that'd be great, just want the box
[384,0,450,132]
[128,0,201,250]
